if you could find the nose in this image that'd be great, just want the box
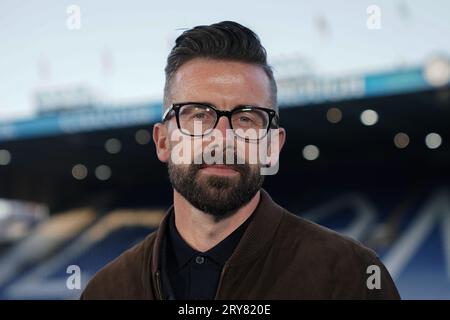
[214,115,232,136]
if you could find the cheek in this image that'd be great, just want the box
[167,129,194,164]
[169,135,226,165]
[193,138,207,162]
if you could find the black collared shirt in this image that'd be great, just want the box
[164,211,251,300]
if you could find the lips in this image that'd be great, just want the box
[199,164,241,175]
[201,164,236,169]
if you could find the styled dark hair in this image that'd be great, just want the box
[164,21,277,109]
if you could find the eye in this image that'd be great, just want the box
[193,112,206,119]
[238,116,253,123]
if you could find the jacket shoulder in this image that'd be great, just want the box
[80,231,157,300]
[276,210,400,299]
[280,210,376,257]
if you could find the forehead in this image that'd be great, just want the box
[168,58,272,109]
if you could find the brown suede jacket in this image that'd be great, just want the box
[80,189,400,299]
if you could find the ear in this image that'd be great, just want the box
[275,127,286,152]
[153,123,170,163]
[265,127,286,167]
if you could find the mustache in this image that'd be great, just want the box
[191,147,249,174]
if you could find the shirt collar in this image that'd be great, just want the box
[167,208,252,269]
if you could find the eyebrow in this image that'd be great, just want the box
[174,101,265,109]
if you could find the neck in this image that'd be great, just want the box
[172,189,260,252]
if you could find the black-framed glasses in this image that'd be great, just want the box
[162,102,279,141]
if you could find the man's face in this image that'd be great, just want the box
[153,58,285,219]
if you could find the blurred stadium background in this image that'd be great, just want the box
[0,1,449,299]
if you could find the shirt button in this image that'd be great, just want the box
[195,256,205,264]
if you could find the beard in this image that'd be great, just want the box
[167,151,264,220]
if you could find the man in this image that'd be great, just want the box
[81,21,400,299]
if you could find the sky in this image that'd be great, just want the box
[0,0,449,120]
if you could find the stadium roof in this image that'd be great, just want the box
[0,59,448,143]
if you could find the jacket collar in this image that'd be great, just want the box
[150,188,284,281]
